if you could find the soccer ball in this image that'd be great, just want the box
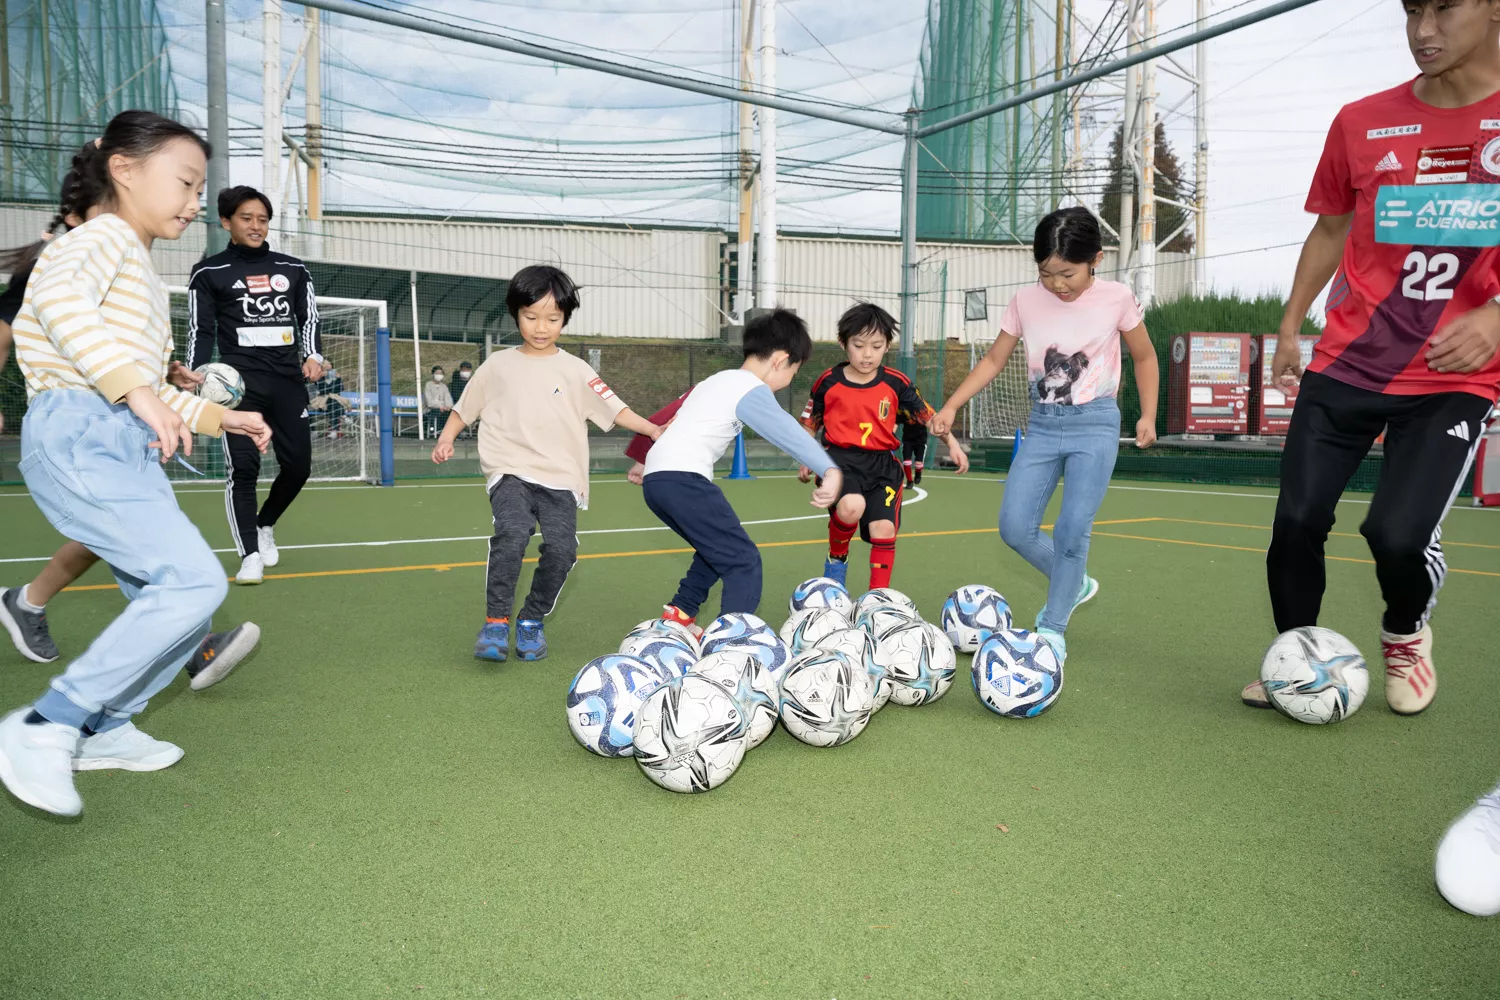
[622,618,701,656]
[619,634,699,679]
[853,587,919,620]
[789,577,854,618]
[778,648,876,747]
[817,627,891,711]
[633,675,749,793]
[565,654,668,757]
[700,612,792,677]
[780,607,850,656]
[878,620,957,706]
[1260,627,1369,725]
[940,585,1013,653]
[972,629,1064,719]
[195,362,245,408]
[691,650,780,749]
[856,603,918,641]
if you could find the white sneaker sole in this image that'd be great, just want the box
[234,574,263,586]
[0,591,56,664]
[0,713,82,816]
[72,746,184,772]
[190,622,261,691]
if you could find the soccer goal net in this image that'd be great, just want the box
[964,340,1032,442]
[166,290,386,485]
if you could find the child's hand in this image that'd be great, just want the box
[126,387,191,463]
[432,439,454,464]
[167,360,205,390]
[797,464,813,483]
[1135,418,1157,449]
[811,467,841,508]
[948,439,970,474]
[648,422,666,441]
[930,407,956,437]
[222,410,271,453]
[627,462,646,485]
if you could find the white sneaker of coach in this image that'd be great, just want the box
[257,526,280,567]
[1436,782,1500,917]
[0,708,82,816]
[236,553,264,585]
[72,722,184,772]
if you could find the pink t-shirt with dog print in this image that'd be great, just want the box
[1000,279,1144,406]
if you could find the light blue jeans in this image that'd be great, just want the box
[20,391,228,732]
[998,397,1121,635]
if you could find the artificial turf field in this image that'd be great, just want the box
[0,470,1498,999]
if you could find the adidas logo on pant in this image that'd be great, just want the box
[1447,423,1472,442]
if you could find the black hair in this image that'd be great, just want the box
[2,110,207,273]
[218,185,273,221]
[742,308,813,364]
[836,301,898,346]
[431,364,444,373]
[458,360,473,369]
[506,265,581,325]
[1032,206,1103,266]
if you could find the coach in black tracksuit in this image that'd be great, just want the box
[187,186,324,585]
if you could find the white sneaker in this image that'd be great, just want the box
[1436,782,1500,916]
[236,553,264,585]
[257,526,280,567]
[1382,624,1436,715]
[0,708,82,816]
[73,722,183,772]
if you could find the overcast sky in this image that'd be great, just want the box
[161,0,1417,301]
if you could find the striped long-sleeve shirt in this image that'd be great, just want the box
[12,213,224,436]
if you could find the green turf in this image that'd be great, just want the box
[1,473,1498,999]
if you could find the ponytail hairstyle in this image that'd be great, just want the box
[1,111,210,275]
[1032,206,1104,271]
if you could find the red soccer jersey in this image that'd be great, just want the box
[800,363,934,452]
[1305,79,1500,400]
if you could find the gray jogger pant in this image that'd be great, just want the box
[486,476,579,621]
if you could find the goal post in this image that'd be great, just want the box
[167,289,393,486]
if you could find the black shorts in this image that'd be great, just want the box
[826,445,904,541]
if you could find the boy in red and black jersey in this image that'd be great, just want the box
[799,303,969,590]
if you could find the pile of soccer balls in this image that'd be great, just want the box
[566,576,1069,794]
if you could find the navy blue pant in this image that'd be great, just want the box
[642,472,762,618]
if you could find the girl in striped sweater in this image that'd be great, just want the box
[0,111,270,817]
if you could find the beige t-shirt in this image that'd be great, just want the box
[454,347,627,508]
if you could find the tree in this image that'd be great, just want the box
[1100,120,1196,254]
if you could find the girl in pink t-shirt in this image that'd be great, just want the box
[932,207,1160,663]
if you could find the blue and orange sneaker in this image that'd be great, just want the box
[474,619,510,662]
[516,619,548,661]
[823,556,849,589]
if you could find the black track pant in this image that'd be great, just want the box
[485,476,579,622]
[1267,371,1491,636]
[224,372,313,556]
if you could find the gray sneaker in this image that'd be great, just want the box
[187,622,262,691]
[0,588,60,664]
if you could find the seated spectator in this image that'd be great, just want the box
[424,365,453,438]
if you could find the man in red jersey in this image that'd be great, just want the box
[1243,0,1500,717]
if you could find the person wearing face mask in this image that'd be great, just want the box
[424,365,452,438]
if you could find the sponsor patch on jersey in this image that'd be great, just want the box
[588,376,616,401]
[237,326,296,347]
[1415,145,1472,185]
[1483,120,1500,131]
[1375,184,1500,247]
[1482,137,1500,176]
[246,274,272,295]
[270,274,291,293]
[1368,124,1421,139]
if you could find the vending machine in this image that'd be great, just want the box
[1250,334,1318,435]
[1166,333,1252,435]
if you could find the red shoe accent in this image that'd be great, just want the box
[486,617,510,625]
[1383,637,1431,695]
[662,605,696,627]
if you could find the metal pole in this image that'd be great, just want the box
[306,7,322,221]
[262,0,282,234]
[735,0,755,321]
[1137,0,1158,307]
[1050,0,1065,210]
[1118,0,1139,273]
[205,0,230,255]
[898,113,919,379]
[357,312,367,482]
[1194,0,1209,296]
[0,0,9,200]
[411,270,425,441]
[757,0,777,309]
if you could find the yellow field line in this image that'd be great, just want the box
[1165,518,1500,551]
[1094,531,1500,579]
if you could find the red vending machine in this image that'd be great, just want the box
[1167,333,1252,435]
[1250,334,1318,435]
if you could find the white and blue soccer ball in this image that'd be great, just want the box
[633,674,749,793]
[817,627,891,711]
[853,587,919,621]
[778,648,876,748]
[972,629,1064,719]
[780,607,850,656]
[878,619,957,706]
[565,654,669,757]
[195,362,245,408]
[1260,627,1369,725]
[691,650,780,749]
[619,633,699,679]
[790,577,854,618]
[700,612,792,677]
[857,603,918,641]
[940,585,1013,653]
[622,618,701,656]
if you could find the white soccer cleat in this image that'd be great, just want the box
[0,708,82,816]
[72,722,184,772]
[1436,781,1500,917]
[256,526,280,567]
[1382,624,1436,715]
[236,553,265,586]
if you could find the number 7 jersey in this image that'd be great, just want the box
[1306,79,1500,401]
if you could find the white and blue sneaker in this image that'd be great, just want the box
[0,709,82,816]
[474,621,509,662]
[1038,629,1067,664]
[1075,575,1100,609]
[516,620,548,661]
[1437,780,1500,917]
[823,557,849,589]
[73,722,183,772]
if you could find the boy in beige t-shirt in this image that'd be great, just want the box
[432,266,660,663]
